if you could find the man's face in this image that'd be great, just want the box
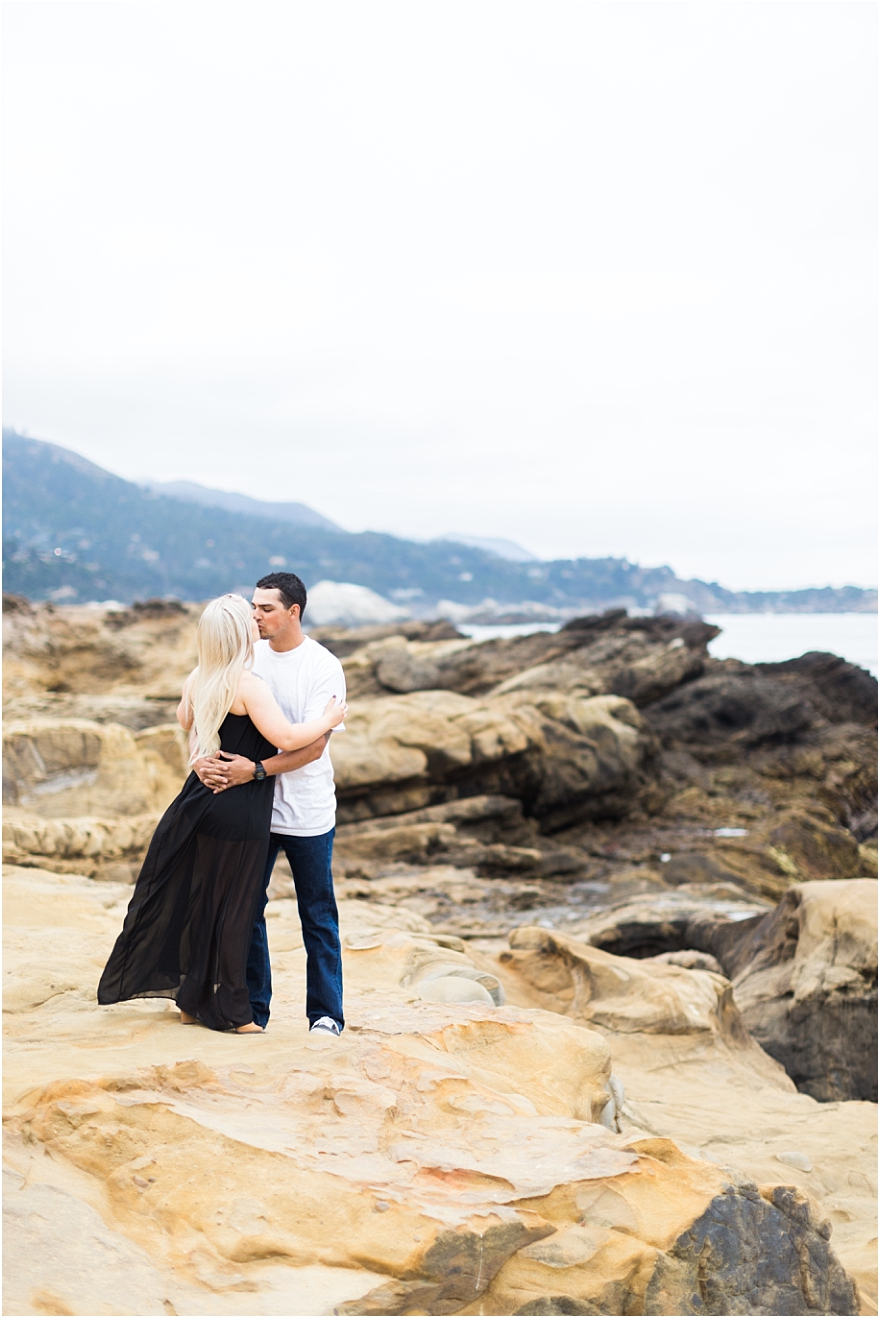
[251,588,298,638]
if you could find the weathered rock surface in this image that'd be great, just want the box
[497,924,778,1057]
[4,605,876,894]
[2,808,160,879]
[324,612,716,703]
[3,718,186,817]
[559,887,776,960]
[647,653,877,749]
[2,603,876,1313]
[549,882,878,1104]
[2,864,867,1316]
[1,690,181,731]
[332,690,658,829]
[685,880,878,1103]
[310,618,466,656]
[3,596,199,699]
[756,652,880,728]
[481,920,877,1312]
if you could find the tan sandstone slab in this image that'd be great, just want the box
[485,923,878,1312]
[2,865,866,1317]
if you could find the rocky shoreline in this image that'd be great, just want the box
[2,596,877,1315]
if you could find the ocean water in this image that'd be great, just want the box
[705,613,877,676]
[461,614,878,676]
[461,622,560,643]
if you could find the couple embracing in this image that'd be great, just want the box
[98,572,348,1037]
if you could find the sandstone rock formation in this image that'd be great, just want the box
[2,865,867,1316]
[2,599,877,1314]
[331,689,657,828]
[4,601,876,898]
[2,809,160,880]
[686,879,878,1103]
[3,595,199,704]
[2,714,187,878]
[539,880,878,1104]
[478,918,877,1313]
[3,717,186,817]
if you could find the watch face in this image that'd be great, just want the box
[255,764,266,780]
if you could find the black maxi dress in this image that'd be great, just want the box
[98,713,277,1031]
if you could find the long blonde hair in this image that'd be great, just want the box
[188,594,254,761]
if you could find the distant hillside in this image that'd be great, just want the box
[3,431,876,615]
[144,480,344,533]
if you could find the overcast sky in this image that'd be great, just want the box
[4,2,876,591]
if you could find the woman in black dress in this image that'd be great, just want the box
[98,594,345,1033]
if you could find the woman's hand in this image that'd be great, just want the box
[323,696,347,729]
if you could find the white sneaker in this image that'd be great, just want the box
[310,1016,341,1036]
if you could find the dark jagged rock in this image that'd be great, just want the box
[646,654,877,753]
[757,652,878,729]
[513,1178,858,1316]
[645,668,816,748]
[642,1179,858,1316]
[559,608,630,633]
[561,611,720,652]
[309,618,465,657]
[340,613,717,701]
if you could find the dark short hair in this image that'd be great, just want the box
[255,572,308,619]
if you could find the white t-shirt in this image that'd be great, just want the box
[251,636,346,837]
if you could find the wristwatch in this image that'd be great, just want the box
[253,761,267,781]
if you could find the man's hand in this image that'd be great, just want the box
[208,753,256,792]
[193,753,251,793]
[195,735,330,794]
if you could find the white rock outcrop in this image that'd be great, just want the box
[306,581,410,627]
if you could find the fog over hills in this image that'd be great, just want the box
[3,432,875,617]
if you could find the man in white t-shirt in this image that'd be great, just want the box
[196,572,346,1036]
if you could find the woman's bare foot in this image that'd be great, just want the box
[235,1022,263,1034]
[180,1010,197,1025]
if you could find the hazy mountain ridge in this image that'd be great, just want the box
[143,480,344,533]
[436,533,539,562]
[3,431,876,614]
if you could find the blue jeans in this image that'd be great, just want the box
[246,828,344,1030]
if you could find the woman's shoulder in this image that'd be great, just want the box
[231,670,266,712]
[238,670,266,692]
[237,669,268,701]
